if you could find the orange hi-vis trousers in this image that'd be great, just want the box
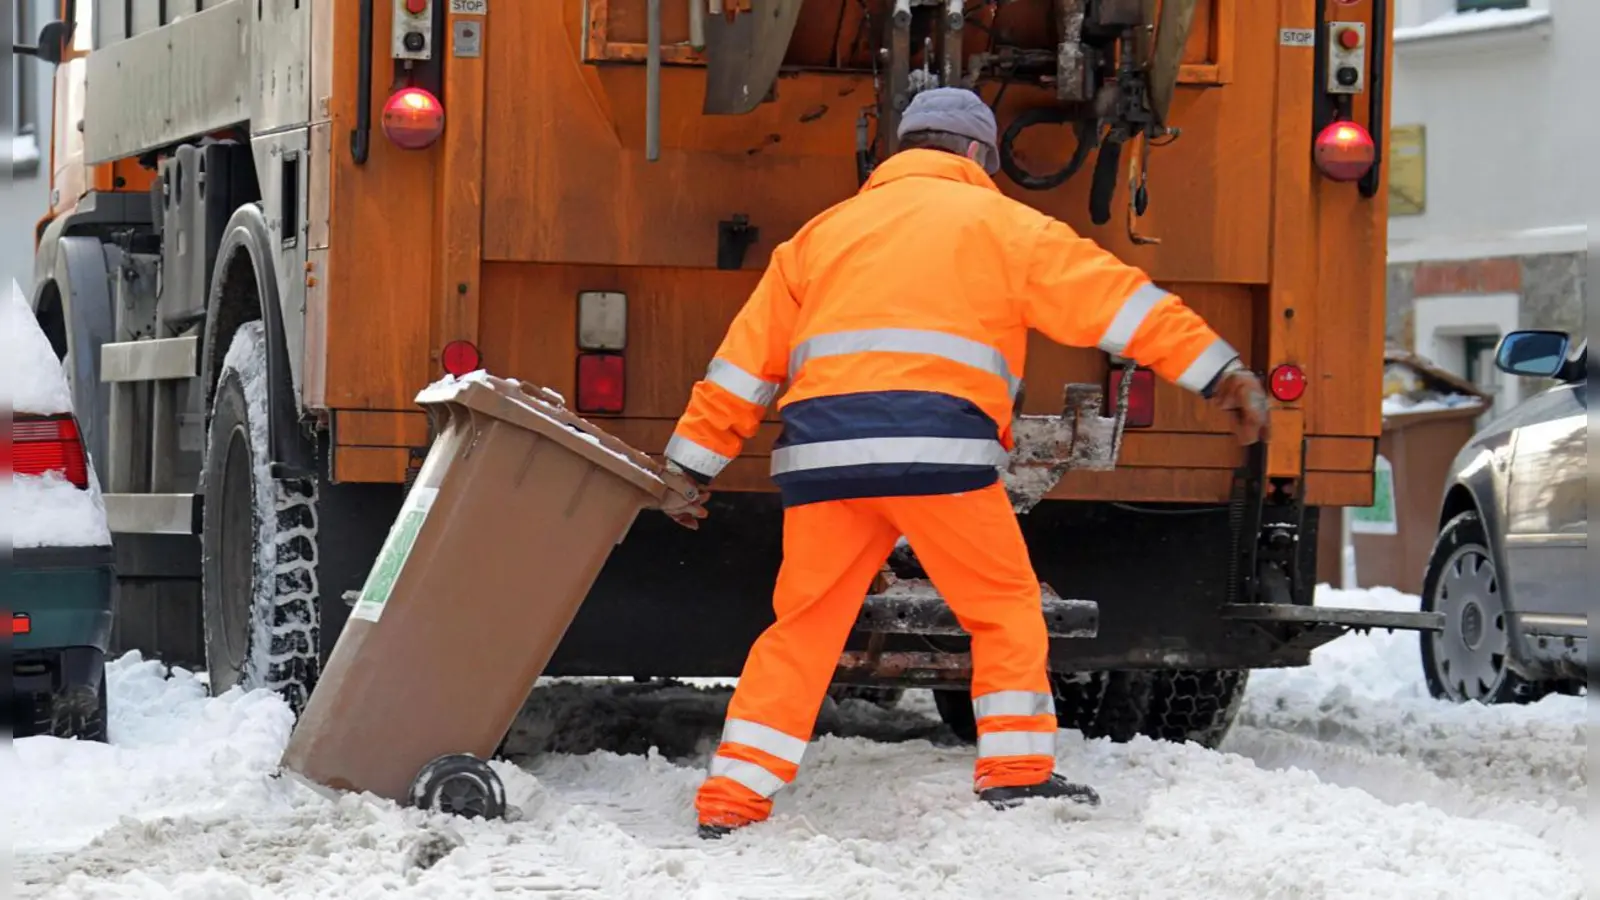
[695,482,1058,829]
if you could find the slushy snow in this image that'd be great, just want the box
[5,587,1585,899]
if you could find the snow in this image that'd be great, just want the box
[1394,7,1551,43]
[2,279,75,416]
[8,470,113,549]
[4,587,1586,899]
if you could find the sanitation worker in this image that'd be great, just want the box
[656,87,1270,839]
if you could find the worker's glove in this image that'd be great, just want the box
[659,461,711,530]
[1206,361,1271,446]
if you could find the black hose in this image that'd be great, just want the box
[351,0,375,165]
[1088,133,1123,225]
[998,107,1095,191]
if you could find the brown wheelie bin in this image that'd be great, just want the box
[279,373,696,818]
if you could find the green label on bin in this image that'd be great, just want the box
[350,486,439,624]
[1350,454,1398,536]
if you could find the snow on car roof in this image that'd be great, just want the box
[2,279,75,416]
[3,278,112,550]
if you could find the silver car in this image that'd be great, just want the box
[1421,330,1588,704]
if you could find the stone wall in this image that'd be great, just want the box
[1384,251,1587,355]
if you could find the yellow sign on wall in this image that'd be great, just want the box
[1389,124,1426,216]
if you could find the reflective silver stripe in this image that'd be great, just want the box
[972,690,1055,720]
[1175,338,1241,394]
[976,730,1056,759]
[789,328,1021,397]
[770,436,1010,476]
[721,719,808,765]
[708,755,787,798]
[1097,284,1170,357]
[665,434,733,479]
[706,358,780,407]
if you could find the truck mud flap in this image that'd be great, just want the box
[701,0,804,115]
[855,576,1099,639]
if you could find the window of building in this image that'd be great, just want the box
[11,0,42,177]
[1456,0,1529,11]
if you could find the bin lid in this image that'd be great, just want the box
[1380,347,1490,428]
[415,372,670,502]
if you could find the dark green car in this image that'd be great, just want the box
[7,411,115,741]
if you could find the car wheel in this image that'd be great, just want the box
[1420,511,1537,704]
[201,322,320,714]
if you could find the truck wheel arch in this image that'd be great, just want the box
[32,236,117,469]
[200,203,315,477]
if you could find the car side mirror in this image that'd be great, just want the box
[1493,330,1570,379]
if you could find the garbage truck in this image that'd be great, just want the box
[24,0,1441,750]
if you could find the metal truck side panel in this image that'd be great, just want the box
[83,0,251,164]
[251,0,314,133]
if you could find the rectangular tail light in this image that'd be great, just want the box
[13,415,90,487]
[10,613,31,636]
[577,291,627,351]
[576,352,625,414]
[1107,367,1155,429]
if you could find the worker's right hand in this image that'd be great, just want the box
[1209,367,1271,446]
[659,464,711,530]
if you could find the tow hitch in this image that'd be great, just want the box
[1223,442,1444,654]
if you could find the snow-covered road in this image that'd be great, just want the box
[3,587,1587,899]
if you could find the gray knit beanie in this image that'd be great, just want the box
[896,87,1000,174]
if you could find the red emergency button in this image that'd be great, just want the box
[1269,364,1308,403]
[1337,27,1362,50]
[405,0,427,15]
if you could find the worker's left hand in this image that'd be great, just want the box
[1209,367,1271,445]
[659,464,711,530]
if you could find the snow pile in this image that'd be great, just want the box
[5,587,1587,899]
[1,279,74,415]
[1395,6,1550,43]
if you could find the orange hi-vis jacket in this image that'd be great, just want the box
[666,149,1239,508]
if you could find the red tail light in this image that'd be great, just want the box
[1107,367,1156,428]
[1313,120,1376,182]
[10,613,31,636]
[381,86,446,150]
[441,340,482,377]
[13,415,89,488]
[576,352,625,414]
[1269,364,1308,402]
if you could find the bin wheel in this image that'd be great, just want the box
[410,753,507,820]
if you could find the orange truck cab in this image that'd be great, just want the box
[25,0,1443,749]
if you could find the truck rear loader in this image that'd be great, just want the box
[23,0,1444,752]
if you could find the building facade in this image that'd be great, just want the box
[1385,0,1589,419]
[4,0,55,290]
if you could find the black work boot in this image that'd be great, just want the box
[979,773,1101,810]
[698,823,736,840]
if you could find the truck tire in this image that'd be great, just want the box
[48,677,109,743]
[1139,669,1249,749]
[200,322,320,713]
[933,669,1242,750]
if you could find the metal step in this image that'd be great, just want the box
[103,493,201,535]
[1220,603,1445,633]
[856,575,1098,639]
